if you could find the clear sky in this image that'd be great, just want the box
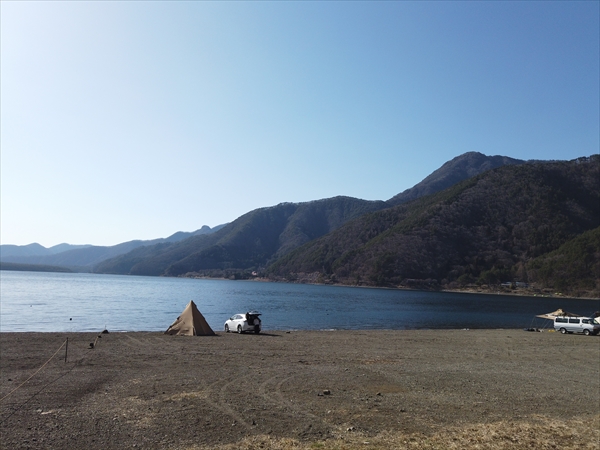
[1,1,598,247]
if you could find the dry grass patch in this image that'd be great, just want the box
[188,414,599,450]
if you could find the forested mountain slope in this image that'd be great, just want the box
[268,157,600,297]
[526,226,600,295]
[387,152,524,206]
[94,152,525,277]
[94,197,386,276]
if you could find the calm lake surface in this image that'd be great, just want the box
[1,271,598,332]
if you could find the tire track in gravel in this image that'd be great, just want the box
[122,335,152,348]
[148,336,185,351]
[258,373,324,423]
[121,335,181,354]
[200,375,254,430]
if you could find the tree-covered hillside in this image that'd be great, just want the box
[526,226,600,296]
[95,152,524,277]
[387,152,524,206]
[94,197,386,276]
[268,157,600,297]
[93,153,599,296]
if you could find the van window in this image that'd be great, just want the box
[568,318,580,324]
[582,319,591,324]
[555,317,568,323]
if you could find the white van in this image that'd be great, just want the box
[554,316,600,336]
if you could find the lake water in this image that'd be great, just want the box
[1,271,598,332]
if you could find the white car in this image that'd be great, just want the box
[224,311,262,334]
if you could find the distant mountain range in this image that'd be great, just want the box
[93,196,387,276]
[0,225,226,270]
[3,152,598,297]
[0,242,93,258]
[93,152,531,277]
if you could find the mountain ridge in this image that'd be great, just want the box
[7,151,597,297]
[94,152,530,277]
[0,225,226,269]
[94,196,387,276]
[387,152,525,206]
[268,156,600,297]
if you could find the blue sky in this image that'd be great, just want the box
[1,1,598,247]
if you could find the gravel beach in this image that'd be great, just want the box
[1,329,598,449]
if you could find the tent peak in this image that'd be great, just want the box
[165,301,215,336]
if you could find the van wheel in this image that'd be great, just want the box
[560,328,567,334]
[583,329,590,336]
[237,325,243,334]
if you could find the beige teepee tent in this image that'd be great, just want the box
[165,300,215,336]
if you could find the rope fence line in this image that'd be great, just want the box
[0,335,106,425]
[0,335,105,403]
[0,339,67,403]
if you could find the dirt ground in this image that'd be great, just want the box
[1,329,598,449]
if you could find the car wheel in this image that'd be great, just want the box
[237,325,243,334]
[254,328,260,334]
[224,324,229,333]
[583,329,590,336]
[560,328,567,334]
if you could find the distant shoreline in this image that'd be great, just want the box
[0,262,73,273]
[4,267,597,300]
[189,273,600,300]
